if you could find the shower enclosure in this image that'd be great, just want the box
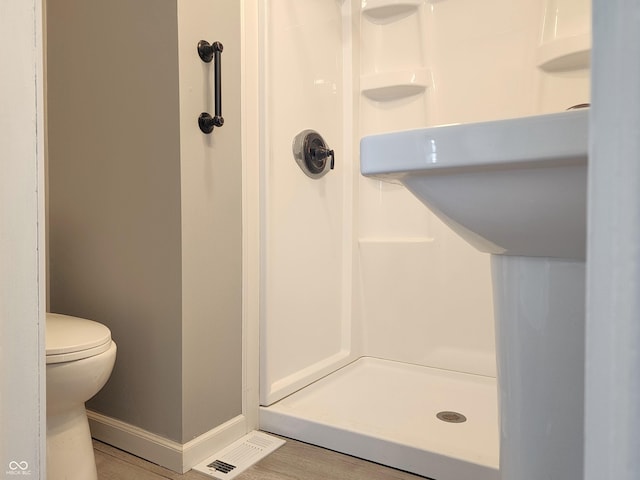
[256,0,590,478]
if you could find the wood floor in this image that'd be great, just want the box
[94,435,427,480]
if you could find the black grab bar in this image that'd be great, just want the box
[197,40,224,134]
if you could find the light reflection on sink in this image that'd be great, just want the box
[360,109,588,258]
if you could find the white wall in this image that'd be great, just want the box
[260,0,355,405]
[356,0,545,378]
[0,0,46,476]
[357,0,591,378]
[356,1,497,377]
[585,0,640,477]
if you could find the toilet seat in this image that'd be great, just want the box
[46,313,112,364]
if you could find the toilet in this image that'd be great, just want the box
[46,313,117,480]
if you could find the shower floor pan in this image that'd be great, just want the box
[260,357,499,480]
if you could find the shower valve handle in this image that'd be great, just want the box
[292,130,335,179]
[312,147,335,170]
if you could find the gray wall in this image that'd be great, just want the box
[176,0,243,441]
[47,0,241,444]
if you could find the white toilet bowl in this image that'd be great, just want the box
[46,313,117,480]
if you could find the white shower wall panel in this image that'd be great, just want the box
[355,0,551,377]
[426,0,541,125]
[358,236,496,377]
[260,0,354,406]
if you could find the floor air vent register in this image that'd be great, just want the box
[193,431,285,479]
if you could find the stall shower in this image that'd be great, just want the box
[257,1,590,479]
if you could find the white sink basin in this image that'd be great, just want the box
[360,110,589,258]
[361,109,590,479]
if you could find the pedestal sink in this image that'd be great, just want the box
[360,109,588,480]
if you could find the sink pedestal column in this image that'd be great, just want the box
[492,255,585,480]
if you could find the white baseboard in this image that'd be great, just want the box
[87,410,248,473]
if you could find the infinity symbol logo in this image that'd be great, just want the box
[8,461,29,471]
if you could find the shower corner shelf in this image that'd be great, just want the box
[361,69,429,101]
[536,33,591,72]
[362,0,423,23]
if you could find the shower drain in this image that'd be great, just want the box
[436,411,467,423]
